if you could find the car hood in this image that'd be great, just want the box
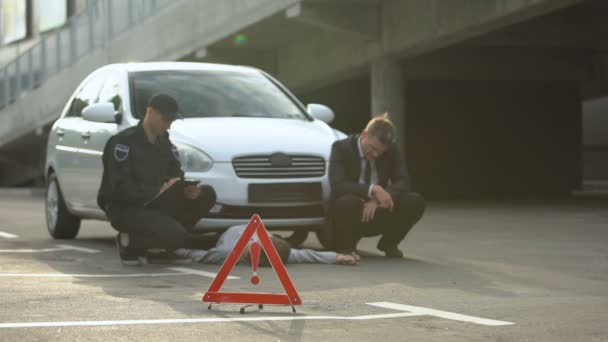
[168,117,341,162]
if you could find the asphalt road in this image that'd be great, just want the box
[0,192,607,341]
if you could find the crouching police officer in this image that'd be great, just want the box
[97,94,217,266]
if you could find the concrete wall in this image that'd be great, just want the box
[406,80,582,199]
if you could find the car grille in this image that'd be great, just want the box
[249,183,322,203]
[233,154,326,178]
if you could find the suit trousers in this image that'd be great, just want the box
[110,185,217,250]
[331,192,425,253]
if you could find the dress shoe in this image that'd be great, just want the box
[377,244,403,258]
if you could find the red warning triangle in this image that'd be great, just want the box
[203,214,302,306]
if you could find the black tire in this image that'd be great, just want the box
[285,230,309,247]
[315,224,335,250]
[45,173,81,239]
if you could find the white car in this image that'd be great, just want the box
[45,62,344,242]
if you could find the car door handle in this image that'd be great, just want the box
[81,131,91,139]
[56,129,64,136]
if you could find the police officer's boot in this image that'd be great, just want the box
[116,232,146,266]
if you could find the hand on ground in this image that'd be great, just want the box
[336,254,358,265]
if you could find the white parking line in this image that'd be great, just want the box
[0,272,189,278]
[0,244,100,254]
[55,244,100,253]
[0,232,18,239]
[168,267,239,280]
[0,267,239,279]
[0,312,421,329]
[367,302,514,326]
[0,247,69,253]
[0,302,515,329]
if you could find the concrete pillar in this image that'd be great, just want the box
[371,57,405,144]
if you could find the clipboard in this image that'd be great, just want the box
[144,179,200,209]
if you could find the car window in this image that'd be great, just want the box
[67,71,107,118]
[98,72,123,112]
[129,70,307,120]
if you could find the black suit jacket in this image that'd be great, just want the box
[329,134,410,201]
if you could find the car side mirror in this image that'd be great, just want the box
[307,103,335,124]
[82,103,118,123]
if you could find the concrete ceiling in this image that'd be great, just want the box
[207,13,325,50]
[465,0,607,51]
[201,0,382,53]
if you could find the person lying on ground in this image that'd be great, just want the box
[175,224,358,265]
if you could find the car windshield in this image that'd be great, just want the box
[129,69,308,120]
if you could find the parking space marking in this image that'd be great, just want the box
[0,312,421,329]
[168,267,239,279]
[0,272,190,278]
[0,244,100,254]
[55,244,100,253]
[367,302,514,326]
[0,302,514,329]
[0,247,71,253]
[0,267,239,279]
[0,232,18,239]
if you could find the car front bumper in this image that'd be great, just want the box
[185,163,329,231]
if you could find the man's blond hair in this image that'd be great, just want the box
[364,113,396,146]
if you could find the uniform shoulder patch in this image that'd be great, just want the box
[114,144,130,162]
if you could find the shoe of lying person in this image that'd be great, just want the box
[146,249,192,264]
[115,233,146,266]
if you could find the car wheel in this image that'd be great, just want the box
[46,173,81,239]
[284,231,309,247]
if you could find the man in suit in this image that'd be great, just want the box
[328,113,425,258]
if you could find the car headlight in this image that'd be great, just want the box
[173,142,213,172]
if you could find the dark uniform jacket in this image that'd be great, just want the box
[328,134,410,201]
[97,121,184,217]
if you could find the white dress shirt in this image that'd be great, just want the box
[357,136,377,198]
